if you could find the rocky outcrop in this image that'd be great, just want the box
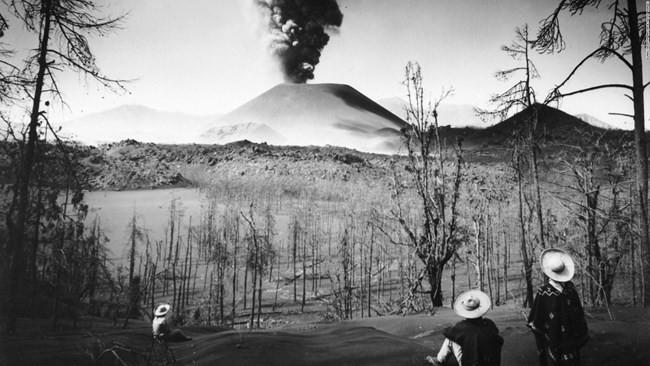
[76,139,396,191]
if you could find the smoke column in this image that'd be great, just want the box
[254,0,343,83]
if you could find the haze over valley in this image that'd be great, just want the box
[55,83,617,154]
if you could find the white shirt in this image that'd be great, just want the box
[152,315,170,337]
[549,279,564,292]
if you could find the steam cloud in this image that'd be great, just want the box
[254,0,343,83]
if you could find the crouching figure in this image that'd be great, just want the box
[152,303,192,342]
[426,290,503,366]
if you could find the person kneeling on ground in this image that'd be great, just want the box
[425,289,503,366]
[152,303,192,342]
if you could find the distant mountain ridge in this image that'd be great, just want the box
[55,88,619,153]
[377,98,488,128]
[56,105,219,144]
[574,113,616,130]
[201,122,287,145]
[45,104,638,190]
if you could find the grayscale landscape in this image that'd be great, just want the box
[1,1,649,365]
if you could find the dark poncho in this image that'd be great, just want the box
[443,317,503,366]
[527,282,589,365]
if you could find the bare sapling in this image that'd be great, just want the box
[375,61,465,310]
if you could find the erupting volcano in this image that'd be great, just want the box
[199,83,408,153]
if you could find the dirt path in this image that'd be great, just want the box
[1,306,649,365]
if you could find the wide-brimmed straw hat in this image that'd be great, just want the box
[154,303,171,317]
[540,248,575,282]
[453,290,491,319]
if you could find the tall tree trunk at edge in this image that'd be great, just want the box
[627,0,650,307]
[6,0,52,334]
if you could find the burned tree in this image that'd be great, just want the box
[478,24,539,121]
[3,0,126,333]
[554,131,632,306]
[241,202,275,328]
[376,62,464,309]
[534,0,650,306]
[478,24,547,306]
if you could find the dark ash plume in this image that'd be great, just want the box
[254,0,343,83]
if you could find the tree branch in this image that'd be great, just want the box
[557,47,631,91]
[608,112,634,118]
[548,83,632,103]
[534,0,568,53]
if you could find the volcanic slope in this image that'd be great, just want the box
[199,83,408,153]
[487,103,598,135]
[432,103,618,152]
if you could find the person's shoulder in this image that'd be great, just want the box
[482,317,497,326]
[563,281,582,298]
[457,318,494,329]
[478,317,500,331]
[443,323,459,339]
[445,319,469,334]
[564,281,577,291]
[450,319,468,329]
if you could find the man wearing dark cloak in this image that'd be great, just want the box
[527,249,589,366]
[426,289,503,366]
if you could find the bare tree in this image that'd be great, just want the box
[534,0,650,306]
[465,170,511,299]
[376,61,464,309]
[241,202,275,328]
[482,21,548,266]
[512,137,535,306]
[553,131,632,305]
[3,0,126,332]
[479,24,556,306]
[126,209,143,287]
[478,24,539,121]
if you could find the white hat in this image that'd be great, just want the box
[540,248,575,282]
[154,303,170,317]
[453,290,491,319]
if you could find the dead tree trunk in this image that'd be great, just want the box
[6,0,52,334]
[516,153,534,307]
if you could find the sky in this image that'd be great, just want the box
[3,0,649,129]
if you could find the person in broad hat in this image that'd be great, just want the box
[152,303,192,342]
[527,248,589,365]
[425,289,503,366]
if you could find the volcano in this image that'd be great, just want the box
[487,103,597,134]
[199,83,408,153]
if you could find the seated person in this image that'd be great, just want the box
[152,303,192,342]
[426,290,503,366]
